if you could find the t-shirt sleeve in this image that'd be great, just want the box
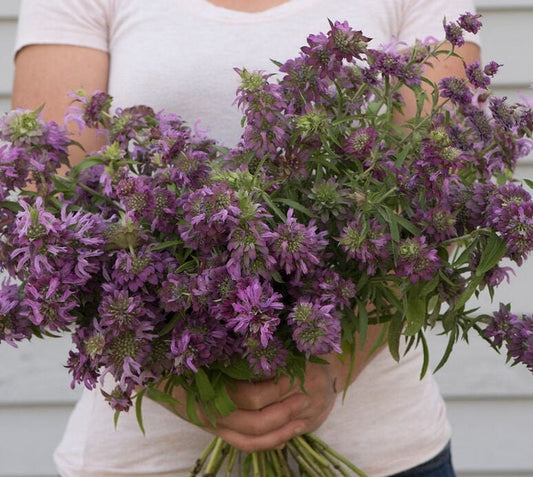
[14,0,111,57]
[397,0,481,46]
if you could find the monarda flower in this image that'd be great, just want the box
[245,336,289,377]
[111,246,175,293]
[326,20,370,62]
[338,214,391,275]
[310,269,357,310]
[439,77,473,105]
[0,282,32,345]
[396,236,440,283]
[288,298,342,357]
[0,145,31,198]
[458,12,483,34]
[170,311,229,374]
[179,182,241,252]
[229,278,283,347]
[158,273,192,313]
[308,178,351,224]
[465,61,491,89]
[264,209,328,279]
[444,21,465,47]
[227,219,273,280]
[22,273,78,331]
[344,127,378,161]
[98,286,152,329]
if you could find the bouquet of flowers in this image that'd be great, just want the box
[1,13,533,476]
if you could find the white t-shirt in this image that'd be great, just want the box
[15,1,479,476]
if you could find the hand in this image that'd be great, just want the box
[157,323,384,453]
[212,358,343,453]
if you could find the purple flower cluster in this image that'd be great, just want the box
[485,304,533,371]
[1,13,533,416]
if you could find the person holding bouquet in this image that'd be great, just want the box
[11,0,480,476]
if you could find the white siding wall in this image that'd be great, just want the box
[0,1,532,476]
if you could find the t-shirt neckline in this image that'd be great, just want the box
[184,0,319,22]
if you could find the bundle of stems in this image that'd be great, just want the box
[189,434,367,477]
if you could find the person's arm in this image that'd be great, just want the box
[12,44,110,163]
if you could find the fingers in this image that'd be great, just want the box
[216,392,309,435]
[226,375,297,410]
[215,418,305,454]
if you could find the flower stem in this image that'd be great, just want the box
[306,434,368,477]
[203,437,227,476]
[224,446,238,477]
[286,440,323,477]
[188,437,218,477]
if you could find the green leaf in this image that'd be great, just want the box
[434,327,457,373]
[150,240,183,251]
[212,381,237,417]
[417,331,430,379]
[523,178,533,190]
[475,233,507,277]
[387,315,404,362]
[185,390,204,427]
[0,201,23,213]
[135,389,146,435]
[261,192,286,222]
[113,410,121,429]
[69,156,106,177]
[194,368,216,403]
[273,198,316,218]
[404,291,426,336]
[146,386,183,411]
[453,274,483,311]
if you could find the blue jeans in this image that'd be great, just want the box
[389,442,455,477]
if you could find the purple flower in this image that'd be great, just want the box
[465,61,491,89]
[0,145,31,198]
[158,273,191,313]
[326,20,370,62]
[66,90,112,130]
[485,304,533,371]
[344,127,378,160]
[226,218,275,279]
[310,269,356,310]
[98,286,154,329]
[338,214,391,275]
[111,246,175,292]
[458,12,483,34]
[245,336,289,377]
[170,311,229,374]
[484,61,502,77]
[264,209,328,279]
[228,278,283,347]
[439,77,473,105]
[179,182,241,252]
[416,205,457,242]
[396,236,441,283]
[288,297,342,356]
[444,21,465,47]
[22,274,78,330]
[0,282,32,345]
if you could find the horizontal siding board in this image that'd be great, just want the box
[0,20,16,95]
[476,0,533,9]
[0,0,20,19]
[476,10,533,87]
[0,337,81,405]
[0,404,70,476]
[447,398,533,473]
[0,96,11,114]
